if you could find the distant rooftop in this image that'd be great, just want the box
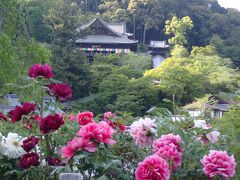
[76,35,137,44]
[76,18,137,45]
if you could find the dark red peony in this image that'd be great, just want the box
[22,102,36,115]
[18,153,40,169]
[46,156,65,166]
[8,102,36,123]
[40,114,64,134]
[22,136,39,152]
[29,64,53,79]
[8,106,23,123]
[0,112,7,122]
[48,83,72,101]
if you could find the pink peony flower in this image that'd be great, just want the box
[153,134,183,153]
[29,64,53,79]
[77,111,95,126]
[77,122,116,145]
[48,83,72,101]
[155,144,182,170]
[135,155,170,180]
[40,114,64,134]
[103,111,126,132]
[201,150,236,178]
[97,121,116,145]
[61,138,96,159]
[153,134,183,170]
[68,114,76,123]
[130,117,156,147]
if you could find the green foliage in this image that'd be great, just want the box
[216,106,240,177]
[128,0,163,43]
[165,16,194,46]
[47,0,92,99]
[98,0,129,22]
[144,45,237,104]
[98,74,129,110]
[113,78,159,115]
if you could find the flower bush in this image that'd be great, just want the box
[0,63,238,179]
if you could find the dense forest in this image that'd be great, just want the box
[1,0,240,116]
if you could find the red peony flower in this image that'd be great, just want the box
[77,111,95,126]
[0,112,7,122]
[18,152,40,169]
[48,83,72,101]
[61,137,97,159]
[46,156,65,166]
[8,106,23,123]
[22,102,36,115]
[8,102,36,123]
[201,150,236,178]
[21,136,39,152]
[135,155,170,180]
[29,64,53,79]
[40,114,64,134]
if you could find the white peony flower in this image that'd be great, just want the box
[194,120,211,129]
[1,133,26,159]
[0,132,4,159]
[206,131,220,144]
[130,117,157,147]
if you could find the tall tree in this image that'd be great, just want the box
[98,0,129,22]
[165,16,193,46]
[128,0,163,44]
[46,0,92,99]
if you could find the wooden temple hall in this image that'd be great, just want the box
[75,18,138,59]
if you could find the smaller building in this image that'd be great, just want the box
[76,18,138,59]
[183,95,239,118]
[148,40,170,56]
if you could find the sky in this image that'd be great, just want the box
[218,0,240,11]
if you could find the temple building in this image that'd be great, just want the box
[75,18,138,59]
[148,40,170,56]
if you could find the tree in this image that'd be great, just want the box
[144,46,237,104]
[98,74,129,111]
[98,0,129,22]
[113,78,159,115]
[0,0,51,96]
[165,16,193,46]
[47,0,92,99]
[128,0,163,44]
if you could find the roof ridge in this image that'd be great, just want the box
[79,17,123,37]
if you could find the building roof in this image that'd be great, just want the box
[76,35,138,44]
[76,18,137,45]
[106,22,126,34]
[183,101,230,111]
[183,102,219,110]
